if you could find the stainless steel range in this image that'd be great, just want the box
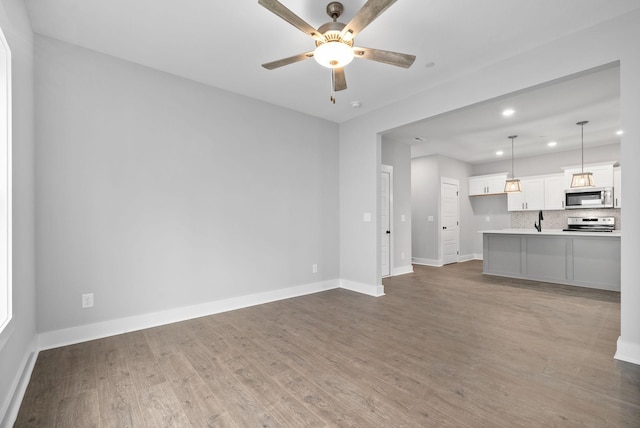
[563,216,615,232]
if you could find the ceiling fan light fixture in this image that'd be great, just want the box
[314,41,354,68]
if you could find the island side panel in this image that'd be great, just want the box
[525,236,568,284]
[483,234,523,276]
[482,232,620,291]
[572,237,621,291]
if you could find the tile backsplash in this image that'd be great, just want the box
[511,209,621,230]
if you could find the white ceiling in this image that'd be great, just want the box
[384,64,621,164]
[25,0,640,127]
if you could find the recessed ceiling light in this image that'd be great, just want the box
[502,109,515,117]
[413,137,425,143]
[548,141,557,147]
[350,100,361,108]
[496,150,504,156]
[616,130,624,135]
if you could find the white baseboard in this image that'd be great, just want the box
[340,279,385,297]
[615,336,640,366]
[413,255,482,266]
[1,337,38,428]
[412,257,443,267]
[458,254,476,263]
[7,277,386,425]
[473,253,484,260]
[392,265,414,276]
[38,279,340,351]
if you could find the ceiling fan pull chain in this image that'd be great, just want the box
[330,70,336,103]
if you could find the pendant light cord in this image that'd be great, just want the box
[512,137,515,178]
[577,121,588,173]
[509,135,517,178]
[581,122,584,173]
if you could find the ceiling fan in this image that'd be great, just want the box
[258,0,416,103]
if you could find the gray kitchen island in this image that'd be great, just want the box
[481,229,621,291]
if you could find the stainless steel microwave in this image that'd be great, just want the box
[564,187,614,209]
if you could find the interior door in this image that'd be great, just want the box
[381,167,392,277]
[441,179,459,265]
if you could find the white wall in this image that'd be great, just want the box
[472,143,620,177]
[0,0,36,425]
[339,11,640,364]
[34,36,340,334]
[381,140,412,275]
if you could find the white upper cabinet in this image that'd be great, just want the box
[563,163,614,188]
[544,174,565,210]
[468,173,508,196]
[507,177,544,211]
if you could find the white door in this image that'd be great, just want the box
[441,179,459,265]
[381,167,392,277]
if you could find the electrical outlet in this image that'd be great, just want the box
[82,293,94,309]
[312,264,318,273]
[401,252,405,260]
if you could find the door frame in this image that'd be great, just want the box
[381,165,393,277]
[440,177,460,265]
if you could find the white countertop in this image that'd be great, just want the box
[481,228,621,237]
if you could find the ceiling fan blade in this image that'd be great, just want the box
[340,0,397,41]
[258,0,325,42]
[353,46,416,68]
[333,67,347,91]
[262,51,315,70]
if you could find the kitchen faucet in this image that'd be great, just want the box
[534,210,544,232]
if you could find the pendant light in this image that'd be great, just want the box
[570,121,595,188]
[504,135,521,192]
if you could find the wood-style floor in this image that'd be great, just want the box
[15,261,640,427]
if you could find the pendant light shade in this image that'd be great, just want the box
[504,179,522,192]
[504,135,521,193]
[571,121,595,188]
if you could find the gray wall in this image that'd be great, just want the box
[411,155,474,263]
[381,140,412,274]
[34,36,340,333]
[469,195,511,255]
[0,0,36,424]
[411,156,439,262]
